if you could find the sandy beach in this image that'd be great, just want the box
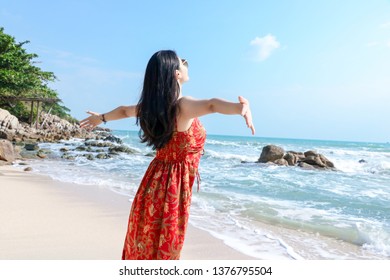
[0,165,254,260]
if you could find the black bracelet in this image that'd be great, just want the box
[101,114,107,124]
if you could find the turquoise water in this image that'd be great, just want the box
[26,131,390,259]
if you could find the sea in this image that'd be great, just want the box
[15,130,390,260]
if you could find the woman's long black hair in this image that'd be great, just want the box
[136,50,181,150]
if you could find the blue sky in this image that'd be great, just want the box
[1,0,390,142]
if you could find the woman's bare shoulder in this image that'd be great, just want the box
[178,96,212,120]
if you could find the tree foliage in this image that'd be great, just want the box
[0,27,74,122]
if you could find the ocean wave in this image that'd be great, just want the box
[357,222,390,257]
[203,149,254,162]
[206,139,242,147]
[333,158,390,175]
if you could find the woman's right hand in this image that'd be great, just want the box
[238,96,256,135]
[79,111,103,130]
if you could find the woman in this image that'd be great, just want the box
[80,50,255,260]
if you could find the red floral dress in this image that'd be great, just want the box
[122,118,206,260]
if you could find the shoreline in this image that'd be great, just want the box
[0,165,255,260]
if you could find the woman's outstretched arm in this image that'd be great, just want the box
[178,96,256,135]
[79,105,136,130]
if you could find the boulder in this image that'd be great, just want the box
[61,153,75,160]
[298,162,316,170]
[258,145,285,163]
[84,154,94,160]
[274,158,288,166]
[299,151,335,169]
[108,145,137,154]
[0,129,14,140]
[283,152,299,166]
[103,135,123,144]
[301,155,326,167]
[298,151,335,170]
[0,108,20,130]
[25,143,39,151]
[96,153,111,159]
[304,150,318,157]
[36,151,47,159]
[0,140,15,162]
[319,154,335,168]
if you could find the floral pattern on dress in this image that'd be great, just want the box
[122,118,206,260]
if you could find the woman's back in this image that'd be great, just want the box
[156,118,206,163]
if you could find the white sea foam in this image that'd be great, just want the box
[204,149,253,162]
[263,234,304,260]
[206,139,242,147]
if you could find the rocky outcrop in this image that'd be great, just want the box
[57,138,139,161]
[0,108,102,164]
[0,108,97,143]
[256,144,336,170]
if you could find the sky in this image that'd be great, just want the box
[1,0,390,142]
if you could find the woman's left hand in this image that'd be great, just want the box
[238,96,256,135]
[79,111,103,130]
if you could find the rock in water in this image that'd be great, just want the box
[258,145,285,163]
[255,145,336,170]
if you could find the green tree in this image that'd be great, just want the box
[0,27,74,122]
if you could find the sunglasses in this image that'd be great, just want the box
[181,59,188,67]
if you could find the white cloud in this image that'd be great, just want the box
[250,34,280,61]
[387,40,390,48]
